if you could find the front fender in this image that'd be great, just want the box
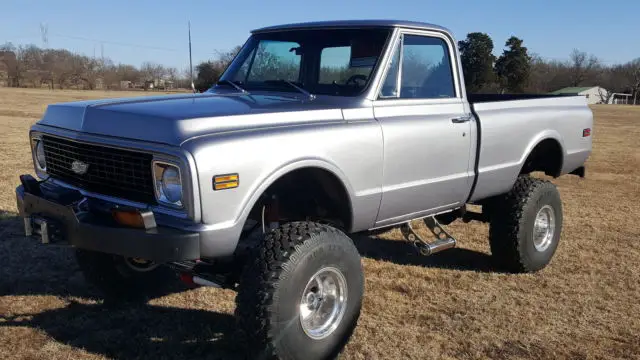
[183,120,383,258]
[237,158,357,229]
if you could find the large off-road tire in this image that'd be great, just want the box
[75,249,173,301]
[488,176,563,273]
[235,221,364,360]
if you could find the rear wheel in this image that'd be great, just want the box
[488,176,563,273]
[76,249,174,301]
[235,221,364,360]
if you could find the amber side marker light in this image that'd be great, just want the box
[112,209,157,229]
[214,173,239,191]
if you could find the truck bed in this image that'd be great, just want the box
[467,94,593,203]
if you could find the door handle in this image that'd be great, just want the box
[451,115,472,123]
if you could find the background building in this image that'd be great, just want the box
[550,86,632,104]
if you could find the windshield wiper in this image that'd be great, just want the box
[265,80,316,100]
[216,79,248,94]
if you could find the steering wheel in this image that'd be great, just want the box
[345,74,368,87]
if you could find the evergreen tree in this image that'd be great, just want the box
[458,32,496,93]
[495,37,531,93]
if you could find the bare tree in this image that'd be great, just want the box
[82,57,102,90]
[0,43,20,87]
[139,62,167,89]
[7,45,33,87]
[140,62,166,81]
[568,49,601,86]
[215,46,242,67]
[50,49,75,89]
[597,87,614,104]
[115,64,140,83]
[98,58,117,89]
[626,59,640,105]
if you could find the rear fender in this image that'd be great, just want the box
[518,130,565,168]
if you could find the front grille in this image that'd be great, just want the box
[42,135,156,204]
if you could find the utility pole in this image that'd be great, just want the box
[40,23,49,47]
[189,21,195,93]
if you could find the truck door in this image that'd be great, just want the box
[373,30,474,227]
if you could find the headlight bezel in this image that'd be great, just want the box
[30,136,47,174]
[153,160,184,209]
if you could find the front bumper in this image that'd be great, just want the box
[16,177,201,262]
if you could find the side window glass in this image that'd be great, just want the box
[400,35,455,99]
[379,42,401,98]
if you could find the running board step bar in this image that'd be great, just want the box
[400,217,457,256]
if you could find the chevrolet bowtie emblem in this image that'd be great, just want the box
[71,160,89,175]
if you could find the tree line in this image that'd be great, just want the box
[0,42,190,90]
[2,35,639,104]
[458,32,640,103]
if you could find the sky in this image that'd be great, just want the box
[1,0,638,71]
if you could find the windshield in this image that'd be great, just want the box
[214,28,391,96]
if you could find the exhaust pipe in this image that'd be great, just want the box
[193,276,221,288]
[179,273,222,288]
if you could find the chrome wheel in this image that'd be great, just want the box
[299,267,348,340]
[533,205,555,252]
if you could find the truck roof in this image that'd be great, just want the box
[251,19,450,34]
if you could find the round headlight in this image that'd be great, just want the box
[161,166,182,204]
[35,140,46,170]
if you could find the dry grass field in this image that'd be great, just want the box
[0,87,639,360]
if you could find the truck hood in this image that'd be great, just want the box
[37,92,345,146]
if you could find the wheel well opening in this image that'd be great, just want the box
[246,167,353,232]
[520,139,563,177]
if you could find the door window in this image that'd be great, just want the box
[401,35,455,99]
[379,34,456,99]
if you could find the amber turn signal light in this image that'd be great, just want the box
[112,209,157,229]
[113,210,145,228]
[214,173,239,191]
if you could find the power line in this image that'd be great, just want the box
[49,33,181,52]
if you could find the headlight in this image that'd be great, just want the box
[153,162,183,208]
[34,140,46,171]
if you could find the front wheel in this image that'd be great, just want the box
[489,176,564,273]
[235,221,364,360]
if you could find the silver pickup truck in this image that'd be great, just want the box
[16,20,592,360]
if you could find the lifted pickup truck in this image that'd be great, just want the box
[16,20,592,360]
